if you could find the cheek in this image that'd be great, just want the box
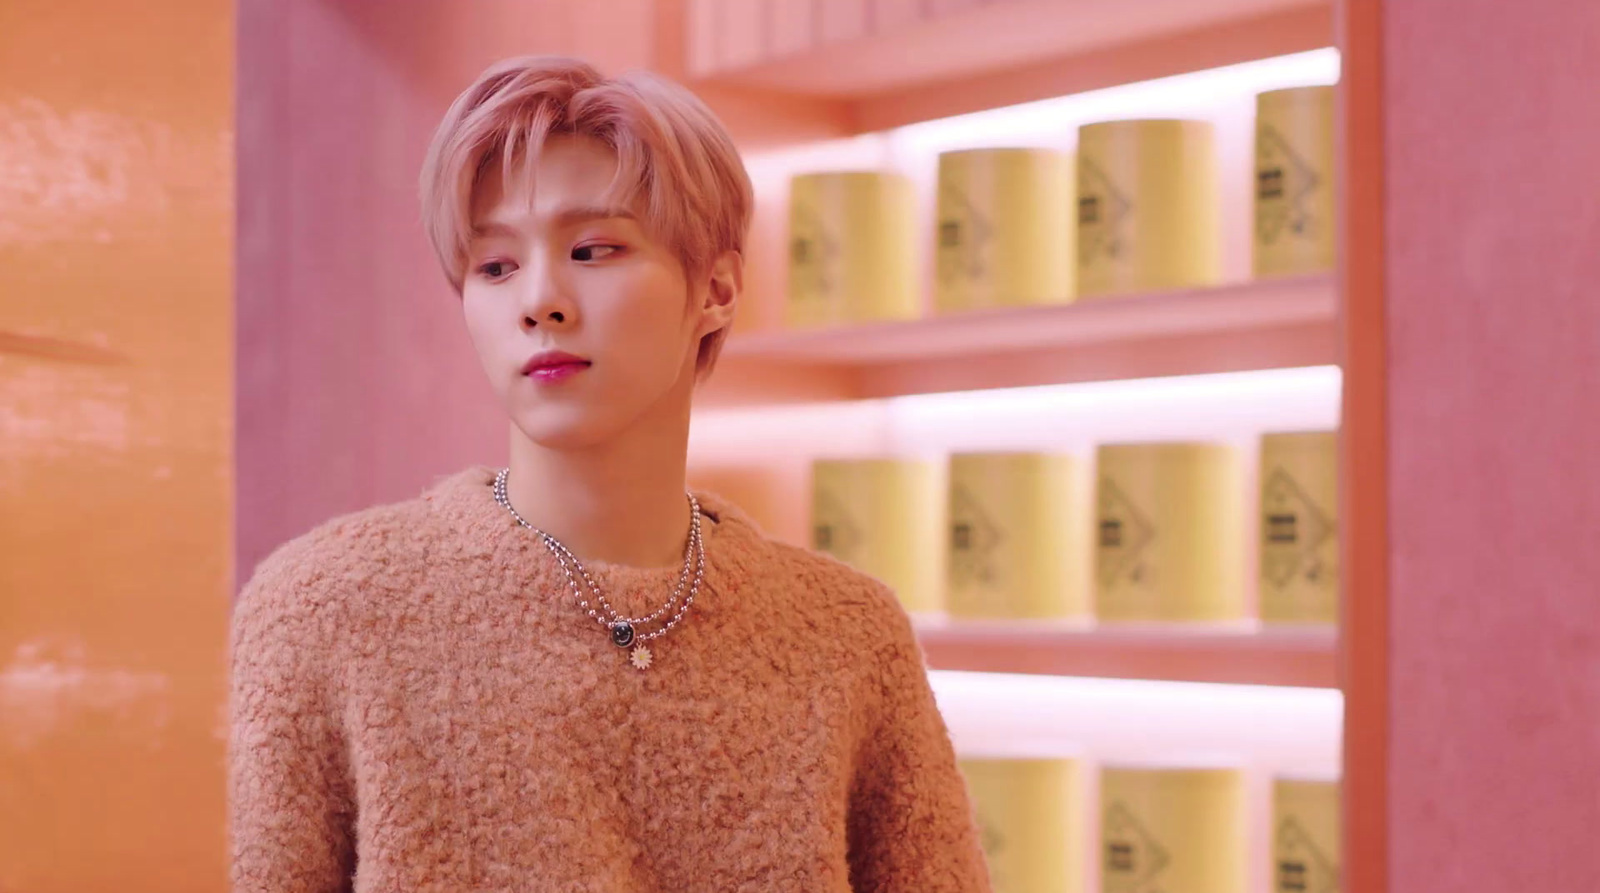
[460,299,488,348]
[460,294,510,372]
[598,270,694,360]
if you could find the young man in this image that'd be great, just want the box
[229,56,992,892]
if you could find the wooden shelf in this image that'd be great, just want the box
[689,1,1332,134]
[729,274,1332,362]
[704,274,1336,404]
[916,620,1338,688]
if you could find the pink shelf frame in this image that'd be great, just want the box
[706,274,1336,403]
[917,621,1339,688]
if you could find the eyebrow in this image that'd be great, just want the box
[470,205,638,240]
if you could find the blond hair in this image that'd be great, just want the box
[419,56,752,373]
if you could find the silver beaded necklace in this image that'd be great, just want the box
[492,467,704,671]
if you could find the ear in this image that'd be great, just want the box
[694,250,742,339]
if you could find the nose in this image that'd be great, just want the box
[517,258,577,332]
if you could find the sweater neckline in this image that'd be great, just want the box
[430,465,761,615]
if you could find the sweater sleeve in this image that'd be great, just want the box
[846,600,993,892]
[228,550,356,893]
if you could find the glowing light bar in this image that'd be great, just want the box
[931,670,1341,777]
[691,366,1342,460]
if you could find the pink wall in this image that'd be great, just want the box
[235,0,660,582]
[1384,0,1600,888]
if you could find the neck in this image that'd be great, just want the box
[503,413,693,570]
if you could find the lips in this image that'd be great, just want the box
[521,350,591,382]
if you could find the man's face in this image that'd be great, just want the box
[460,135,708,451]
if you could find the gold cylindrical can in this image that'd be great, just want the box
[1254,86,1338,278]
[1260,430,1340,625]
[962,758,1083,893]
[1095,443,1243,622]
[1273,778,1342,893]
[936,148,1075,313]
[1077,120,1220,298]
[788,171,919,328]
[1101,767,1246,893]
[811,458,943,615]
[947,452,1090,621]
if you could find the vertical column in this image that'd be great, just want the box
[1339,0,1389,891]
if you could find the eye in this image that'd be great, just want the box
[572,244,622,262]
[476,260,517,281]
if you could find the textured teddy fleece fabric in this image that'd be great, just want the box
[228,465,992,892]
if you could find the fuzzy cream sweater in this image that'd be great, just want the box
[228,466,992,892]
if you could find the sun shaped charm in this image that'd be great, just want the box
[629,644,653,671]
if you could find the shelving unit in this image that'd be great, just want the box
[705,274,1335,404]
[916,620,1338,688]
[683,8,1362,887]
[690,39,1347,693]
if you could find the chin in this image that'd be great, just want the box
[511,410,619,451]
[512,416,611,451]
[500,371,687,451]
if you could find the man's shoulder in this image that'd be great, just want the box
[759,538,917,638]
[236,467,487,622]
[746,538,928,699]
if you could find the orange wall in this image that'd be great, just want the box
[0,2,234,891]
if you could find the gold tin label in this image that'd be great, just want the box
[1102,768,1246,893]
[1077,120,1221,298]
[812,458,944,614]
[1254,86,1337,278]
[1273,778,1342,893]
[963,759,1082,893]
[1259,431,1340,624]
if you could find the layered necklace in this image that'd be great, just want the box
[492,468,704,671]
